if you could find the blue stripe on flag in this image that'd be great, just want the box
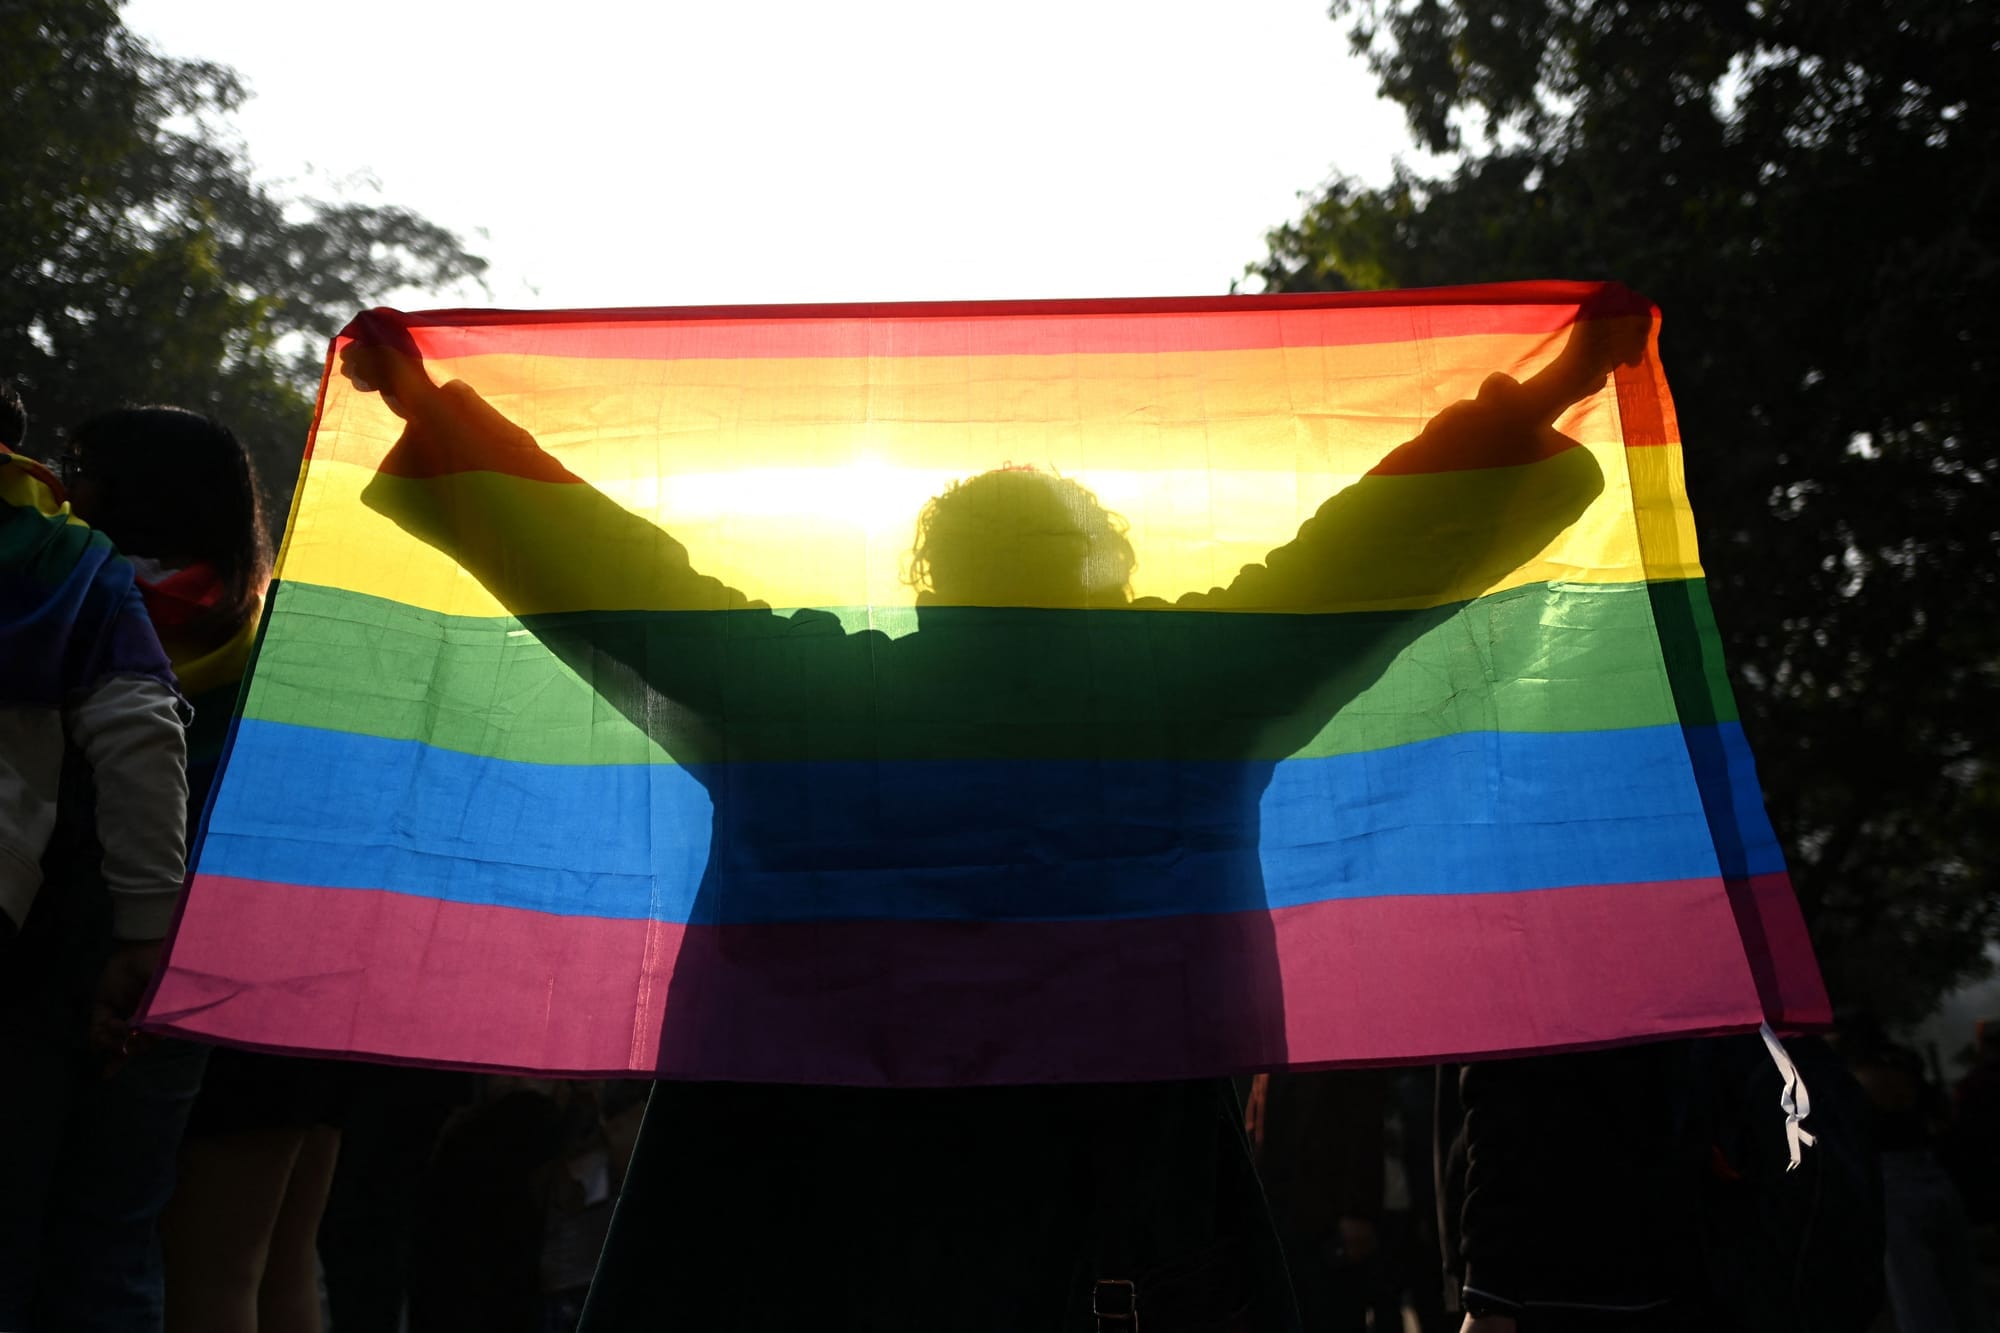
[194,719,1784,924]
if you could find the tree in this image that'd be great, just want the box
[1,0,486,528]
[1252,1,2000,1025]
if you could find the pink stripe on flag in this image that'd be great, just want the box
[1724,872,1832,1030]
[146,875,1773,1085]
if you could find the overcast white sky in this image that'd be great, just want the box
[124,0,1429,310]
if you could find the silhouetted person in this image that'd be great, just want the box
[2,400,201,1332]
[1848,1030,1992,1333]
[1946,1019,2000,1226]
[343,304,1638,1331]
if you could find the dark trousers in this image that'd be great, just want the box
[580,1079,1299,1333]
[0,928,204,1330]
[0,839,207,1332]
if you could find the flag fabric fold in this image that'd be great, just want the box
[144,282,1828,1084]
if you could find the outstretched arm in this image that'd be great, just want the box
[341,327,776,764]
[1197,306,1646,615]
[342,335,760,621]
[1177,306,1644,750]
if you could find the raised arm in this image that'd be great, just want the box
[342,332,759,621]
[1198,307,1646,616]
[340,324,783,765]
[1168,306,1645,752]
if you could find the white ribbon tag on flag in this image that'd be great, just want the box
[1759,1021,1818,1170]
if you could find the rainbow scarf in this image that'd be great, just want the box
[132,562,260,813]
[0,446,175,706]
[146,284,1827,1083]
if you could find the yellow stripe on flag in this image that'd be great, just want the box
[282,438,1685,618]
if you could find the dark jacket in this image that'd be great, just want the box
[1437,1042,1701,1327]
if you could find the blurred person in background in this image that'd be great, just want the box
[1845,1024,1992,1333]
[1945,1019,2000,1228]
[2,383,200,1332]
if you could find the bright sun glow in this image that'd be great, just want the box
[660,456,950,536]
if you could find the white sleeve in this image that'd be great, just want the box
[64,675,189,941]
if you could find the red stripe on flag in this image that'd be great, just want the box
[336,282,1657,364]
[146,874,1779,1084]
[1614,348,1681,449]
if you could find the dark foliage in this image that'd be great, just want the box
[1,0,486,528]
[1252,1,2000,1023]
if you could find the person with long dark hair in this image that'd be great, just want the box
[61,408,271,664]
[63,408,343,1333]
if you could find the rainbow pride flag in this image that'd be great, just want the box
[144,283,1827,1083]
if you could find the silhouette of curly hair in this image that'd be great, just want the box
[904,465,1137,601]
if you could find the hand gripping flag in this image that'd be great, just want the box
[143,283,1829,1084]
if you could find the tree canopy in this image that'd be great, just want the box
[1,0,486,525]
[1253,0,1998,1024]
